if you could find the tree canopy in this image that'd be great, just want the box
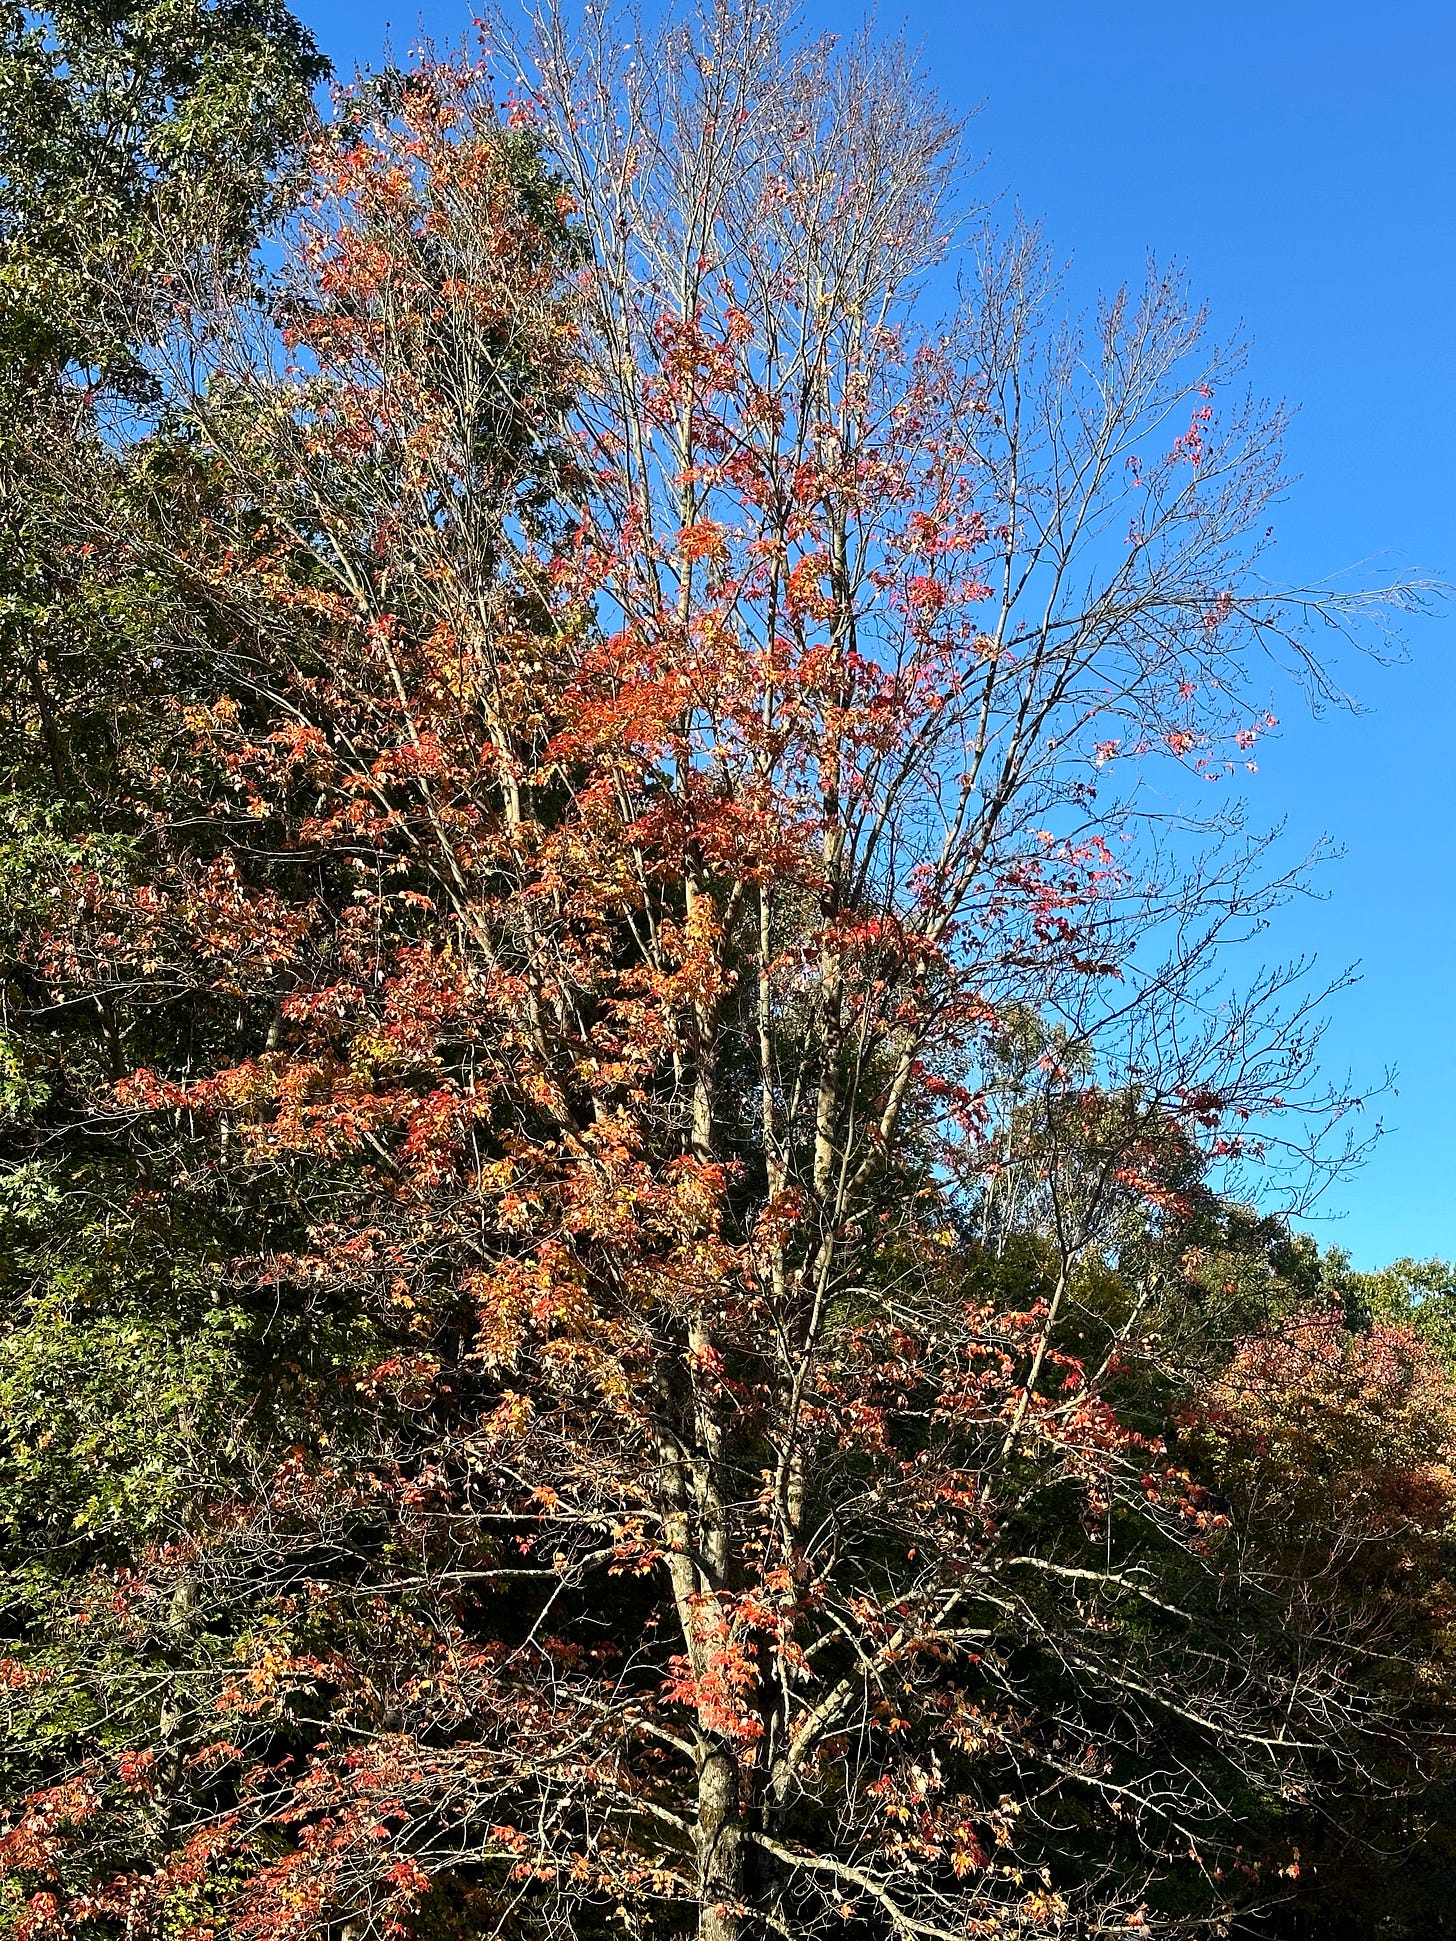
[0,6,1450,1940]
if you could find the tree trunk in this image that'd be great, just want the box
[697,1743,744,1941]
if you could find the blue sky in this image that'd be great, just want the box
[301,0,1454,1268]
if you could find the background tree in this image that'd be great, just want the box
[0,0,328,836]
[0,0,325,1895]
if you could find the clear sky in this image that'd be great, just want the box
[300,0,1454,1268]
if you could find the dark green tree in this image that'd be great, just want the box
[0,0,325,1862]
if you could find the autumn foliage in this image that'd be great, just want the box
[0,6,1452,1941]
